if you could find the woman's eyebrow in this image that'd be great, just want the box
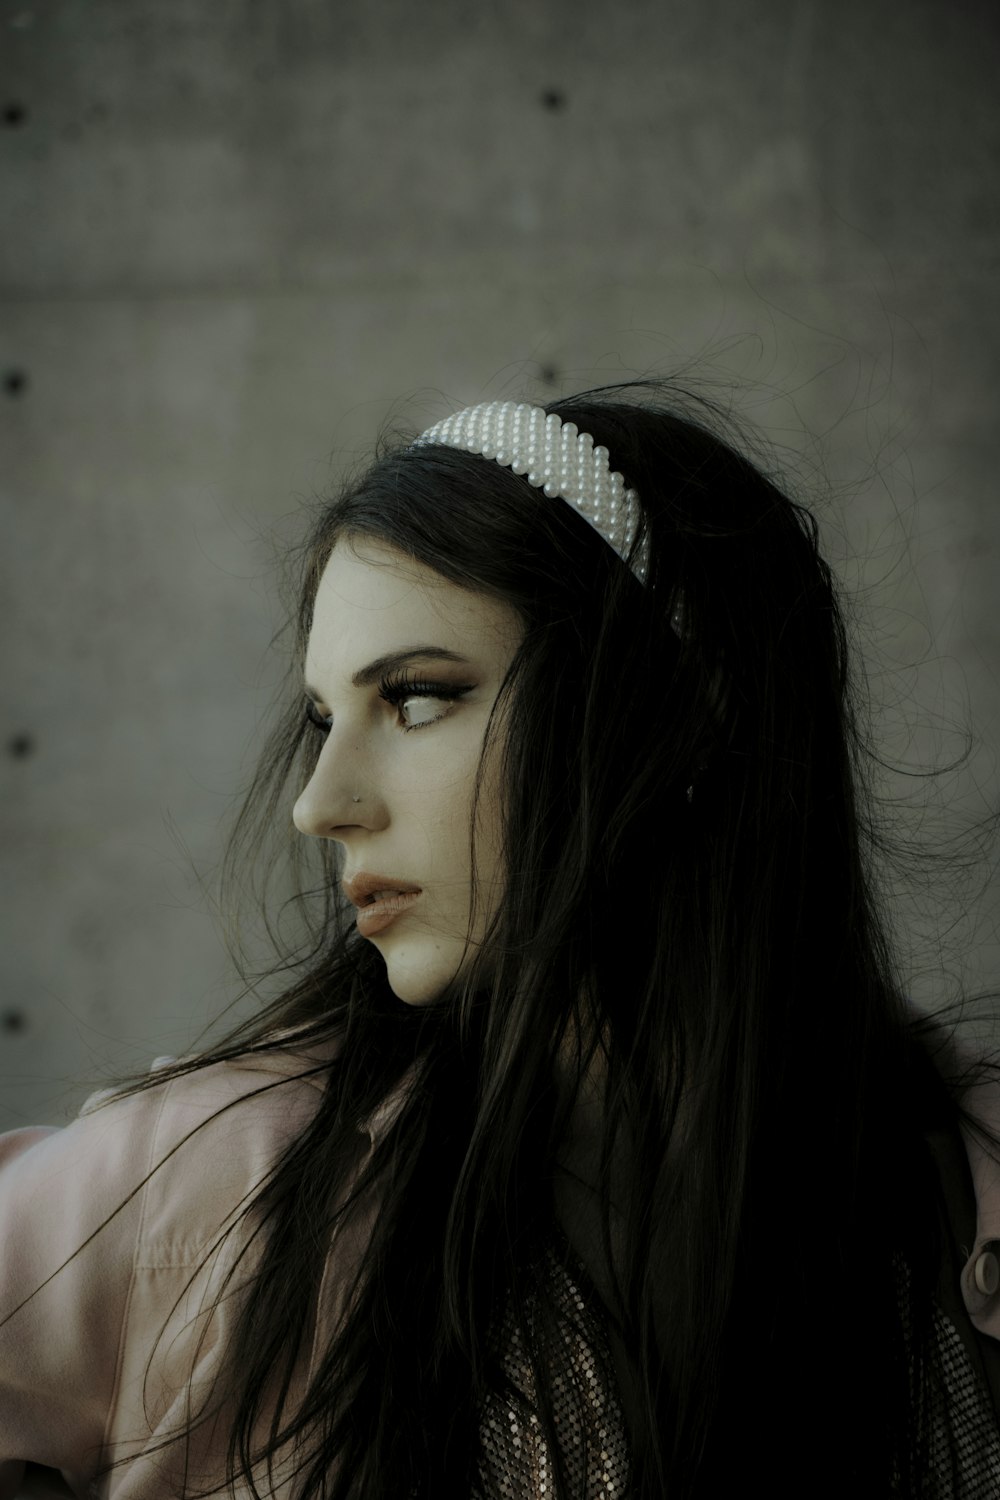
[304,646,472,701]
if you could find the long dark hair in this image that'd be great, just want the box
[77,378,992,1495]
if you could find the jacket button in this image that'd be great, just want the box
[974,1250,1000,1296]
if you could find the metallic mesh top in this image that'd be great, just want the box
[898,1263,1000,1497]
[471,1234,631,1500]
[469,1238,1000,1500]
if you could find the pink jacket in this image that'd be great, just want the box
[1,1043,999,1499]
[0,1046,346,1499]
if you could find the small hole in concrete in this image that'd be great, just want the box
[541,89,566,111]
[1,1011,27,1034]
[8,732,35,759]
[4,370,28,397]
[539,364,559,386]
[3,103,27,127]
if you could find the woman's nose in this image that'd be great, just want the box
[292,739,387,839]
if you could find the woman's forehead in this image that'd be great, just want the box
[305,539,522,684]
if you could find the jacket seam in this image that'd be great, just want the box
[98,1080,176,1468]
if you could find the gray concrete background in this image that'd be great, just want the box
[2,0,999,1125]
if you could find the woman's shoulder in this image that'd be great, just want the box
[912,1011,1000,1342]
[96,1027,338,1147]
[19,1030,343,1262]
[951,1049,1000,1338]
[79,1025,340,1120]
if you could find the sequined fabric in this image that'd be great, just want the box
[470,1242,1000,1499]
[471,1236,631,1499]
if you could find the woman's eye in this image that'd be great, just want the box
[380,678,474,732]
[304,681,473,737]
[398,694,447,730]
[304,701,331,735]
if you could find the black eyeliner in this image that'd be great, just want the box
[302,674,475,737]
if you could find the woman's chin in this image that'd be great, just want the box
[378,943,461,1007]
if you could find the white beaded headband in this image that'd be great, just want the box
[410,400,650,584]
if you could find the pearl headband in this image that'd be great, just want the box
[411,400,650,584]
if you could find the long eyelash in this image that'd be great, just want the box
[302,674,473,737]
[379,671,474,731]
[377,670,472,707]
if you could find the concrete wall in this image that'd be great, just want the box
[3,0,999,1124]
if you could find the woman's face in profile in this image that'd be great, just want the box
[293,537,523,1004]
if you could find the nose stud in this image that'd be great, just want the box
[352,794,362,804]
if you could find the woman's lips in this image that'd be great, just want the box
[354,890,421,937]
[343,874,423,938]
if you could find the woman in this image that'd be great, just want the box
[1,379,999,1498]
